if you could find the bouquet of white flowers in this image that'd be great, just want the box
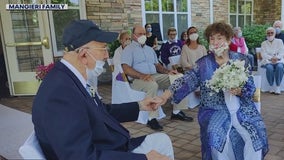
[206,60,250,94]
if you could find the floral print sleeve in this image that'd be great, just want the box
[240,75,256,100]
[169,67,200,104]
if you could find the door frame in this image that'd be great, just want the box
[0,1,54,96]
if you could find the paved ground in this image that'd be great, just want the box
[0,82,284,160]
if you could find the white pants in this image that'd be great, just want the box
[211,113,262,160]
[132,133,174,160]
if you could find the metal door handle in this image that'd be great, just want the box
[6,37,50,49]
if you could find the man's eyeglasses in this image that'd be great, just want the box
[77,46,109,53]
[267,32,274,35]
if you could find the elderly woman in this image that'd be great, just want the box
[230,27,255,69]
[160,22,268,160]
[260,27,284,95]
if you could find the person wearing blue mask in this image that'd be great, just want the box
[273,20,284,43]
[145,23,158,50]
[32,20,174,160]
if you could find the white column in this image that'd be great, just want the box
[281,0,284,29]
[210,0,214,23]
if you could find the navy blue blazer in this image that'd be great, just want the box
[32,61,147,160]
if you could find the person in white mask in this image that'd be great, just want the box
[159,21,269,160]
[121,25,193,131]
[260,27,284,95]
[86,51,105,99]
[160,27,184,69]
[32,20,174,160]
[180,26,207,71]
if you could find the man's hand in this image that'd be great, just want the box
[140,74,154,81]
[146,150,171,160]
[138,97,162,111]
[168,69,178,75]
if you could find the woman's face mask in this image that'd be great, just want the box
[189,33,199,41]
[209,42,229,57]
[146,27,152,32]
[123,40,131,46]
[237,32,242,38]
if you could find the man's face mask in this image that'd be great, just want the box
[135,34,147,45]
[86,52,105,77]
[275,27,281,34]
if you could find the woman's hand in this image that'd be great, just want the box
[230,87,242,96]
[156,90,172,106]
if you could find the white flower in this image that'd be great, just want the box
[206,60,249,95]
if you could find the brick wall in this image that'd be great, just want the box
[85,0,281,32]
[86,0,142,32]
[254,0,281,25]
[191,0,210,30]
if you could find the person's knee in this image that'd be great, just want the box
[275,63,284,70]
[151,133,172,145]
[265,65,273,72]
[144,81,159,92]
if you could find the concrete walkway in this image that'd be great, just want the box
[0,83,283,160]
[0,104,33,159]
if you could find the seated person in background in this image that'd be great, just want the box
[180,31,188,45]
[273,20,284,43]
[260,27,284,95]
[121,25,193,131]
[160,27,183,69]
[159,21,269,160]
[229,27,255,69]
[145,23,159,58]
[113,31,131,74]
[32,20,174,160]
[180,26,207,71]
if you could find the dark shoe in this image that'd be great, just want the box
[147,118,163,131]
[171,111,194,122]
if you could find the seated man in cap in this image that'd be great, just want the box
[32,20,174,160]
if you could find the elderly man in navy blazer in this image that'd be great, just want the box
[32,20,174,160]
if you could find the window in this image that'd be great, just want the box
[48,0,86,57]
[143,0,190,41]
[229,0,253,28]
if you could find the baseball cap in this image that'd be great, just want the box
[63,20,119,51]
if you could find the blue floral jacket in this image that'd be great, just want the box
[169,51,269,160]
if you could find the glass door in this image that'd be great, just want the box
[0,0,53,95]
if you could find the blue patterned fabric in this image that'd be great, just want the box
[169,51,269,160]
